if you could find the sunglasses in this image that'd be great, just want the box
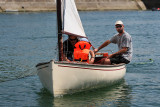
[115,25,122,28]
[69,38,77,41]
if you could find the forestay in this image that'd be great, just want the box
[61,0,86,38]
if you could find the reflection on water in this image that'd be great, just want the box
[37,79,132,107]
[37,88,54,107]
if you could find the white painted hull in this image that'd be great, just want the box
[36,60,126,97]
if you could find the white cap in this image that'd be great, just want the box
[115,20,123,25]
[80,38,89,42]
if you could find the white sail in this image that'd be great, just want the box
[62,0,86,38]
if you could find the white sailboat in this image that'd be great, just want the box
[36,0,126,97]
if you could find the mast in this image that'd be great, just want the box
[57,0,63,61]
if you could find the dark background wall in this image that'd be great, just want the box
[142,0,160,9]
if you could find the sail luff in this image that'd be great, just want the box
[62,0,86,38]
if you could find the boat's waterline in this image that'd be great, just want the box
[37,60,126,97]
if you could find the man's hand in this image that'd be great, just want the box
[94,48,99,53]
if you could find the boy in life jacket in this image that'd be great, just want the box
[73,38,95,64]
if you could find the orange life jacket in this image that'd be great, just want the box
[74,41,91,62]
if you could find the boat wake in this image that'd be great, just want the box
[0,68,36,83]
[133,59,153,65]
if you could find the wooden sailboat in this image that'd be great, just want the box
[36,0,126,97]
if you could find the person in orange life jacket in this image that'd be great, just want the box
[73,38,95,64]
[63,35,79,61]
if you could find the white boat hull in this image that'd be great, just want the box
[36,60,126,97]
